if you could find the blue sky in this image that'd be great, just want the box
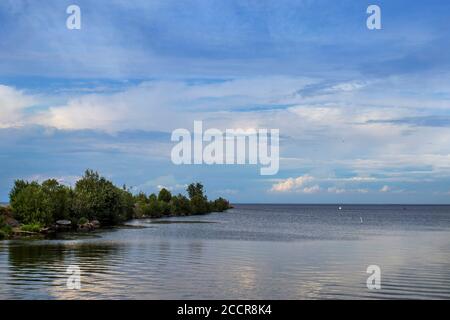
[1,0,450,203]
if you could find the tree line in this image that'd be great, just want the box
[0,169,231,238]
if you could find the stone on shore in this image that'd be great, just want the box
[56,220,71,226]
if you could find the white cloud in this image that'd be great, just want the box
[327,187,346,194]
[327,187,370,194]
[303,185,321,194]
[134,175,187,193]
[32,77,313,133]
[24,174,81,187]
[3,74,450,192]
[0,85,36,128]
[270,175,315,193]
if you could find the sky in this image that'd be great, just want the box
[1,0,450,203]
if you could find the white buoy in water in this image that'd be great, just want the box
[338,206,342,210]
[360,216,363,223]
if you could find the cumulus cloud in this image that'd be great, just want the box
[0,85,36,128]
[30,77,312,133]
[2,73,450,200]
[270,175,315,193]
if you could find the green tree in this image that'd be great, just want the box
[10,182,53,226]
[158,188,172,203]
[187,183,205,200]
[134,192,148,204]
[187,183,209,215]
[41,179,72,221]
[210,197,231,212]
[158,201,171,216]
[147,194,162,218]
[190,195,210,215]
[119,188,135,221]
[170,194,191,216]
[9,180,30,205]
[72,170,132,225]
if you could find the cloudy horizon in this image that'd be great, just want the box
[1,0,450,204]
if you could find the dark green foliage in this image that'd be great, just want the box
[10,181,53,225]
[187,183,205,200]
[0,215,12,239]
[78,217,89,225]
[134,183,230,217]
[72,170,133,225]
[190,194,210,215]
[158,188,172,203]
[119,188,135,221]
[210,197,231,212]
[41,179,72,221]
[170,194,191,216]
[9,180,29,205]
[134,192,148,204]
[186,183,210,215]
[6,170,231,233]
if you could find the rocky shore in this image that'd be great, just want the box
[1,206,102,240]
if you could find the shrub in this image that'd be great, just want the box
[211,197,231,212]
[158,201,171,216]
[7,170,231,230]
[21,223,42,233]
[0,230,8,240]
[78,217,89,225]
[10,179,73,227]
[10,182,53,226]
[0,216,12,239]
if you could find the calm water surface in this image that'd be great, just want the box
[1,204,450,299]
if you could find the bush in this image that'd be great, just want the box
[10,182,53,226]
[170,194,191,216]
[146,195,163,218]
[0,229,8,240]
[211,197,231,212]
[78,217,89,225]
[10,179,72,227]
[0,216,12,239]
[21,223,42,233]
[6,170,232,231]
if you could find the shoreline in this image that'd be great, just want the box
[1,206,233,241]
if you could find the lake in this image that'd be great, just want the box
[1,204,450,299]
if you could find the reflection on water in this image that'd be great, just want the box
[0,204,450,299]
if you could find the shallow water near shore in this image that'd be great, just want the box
[1,204,450,299]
